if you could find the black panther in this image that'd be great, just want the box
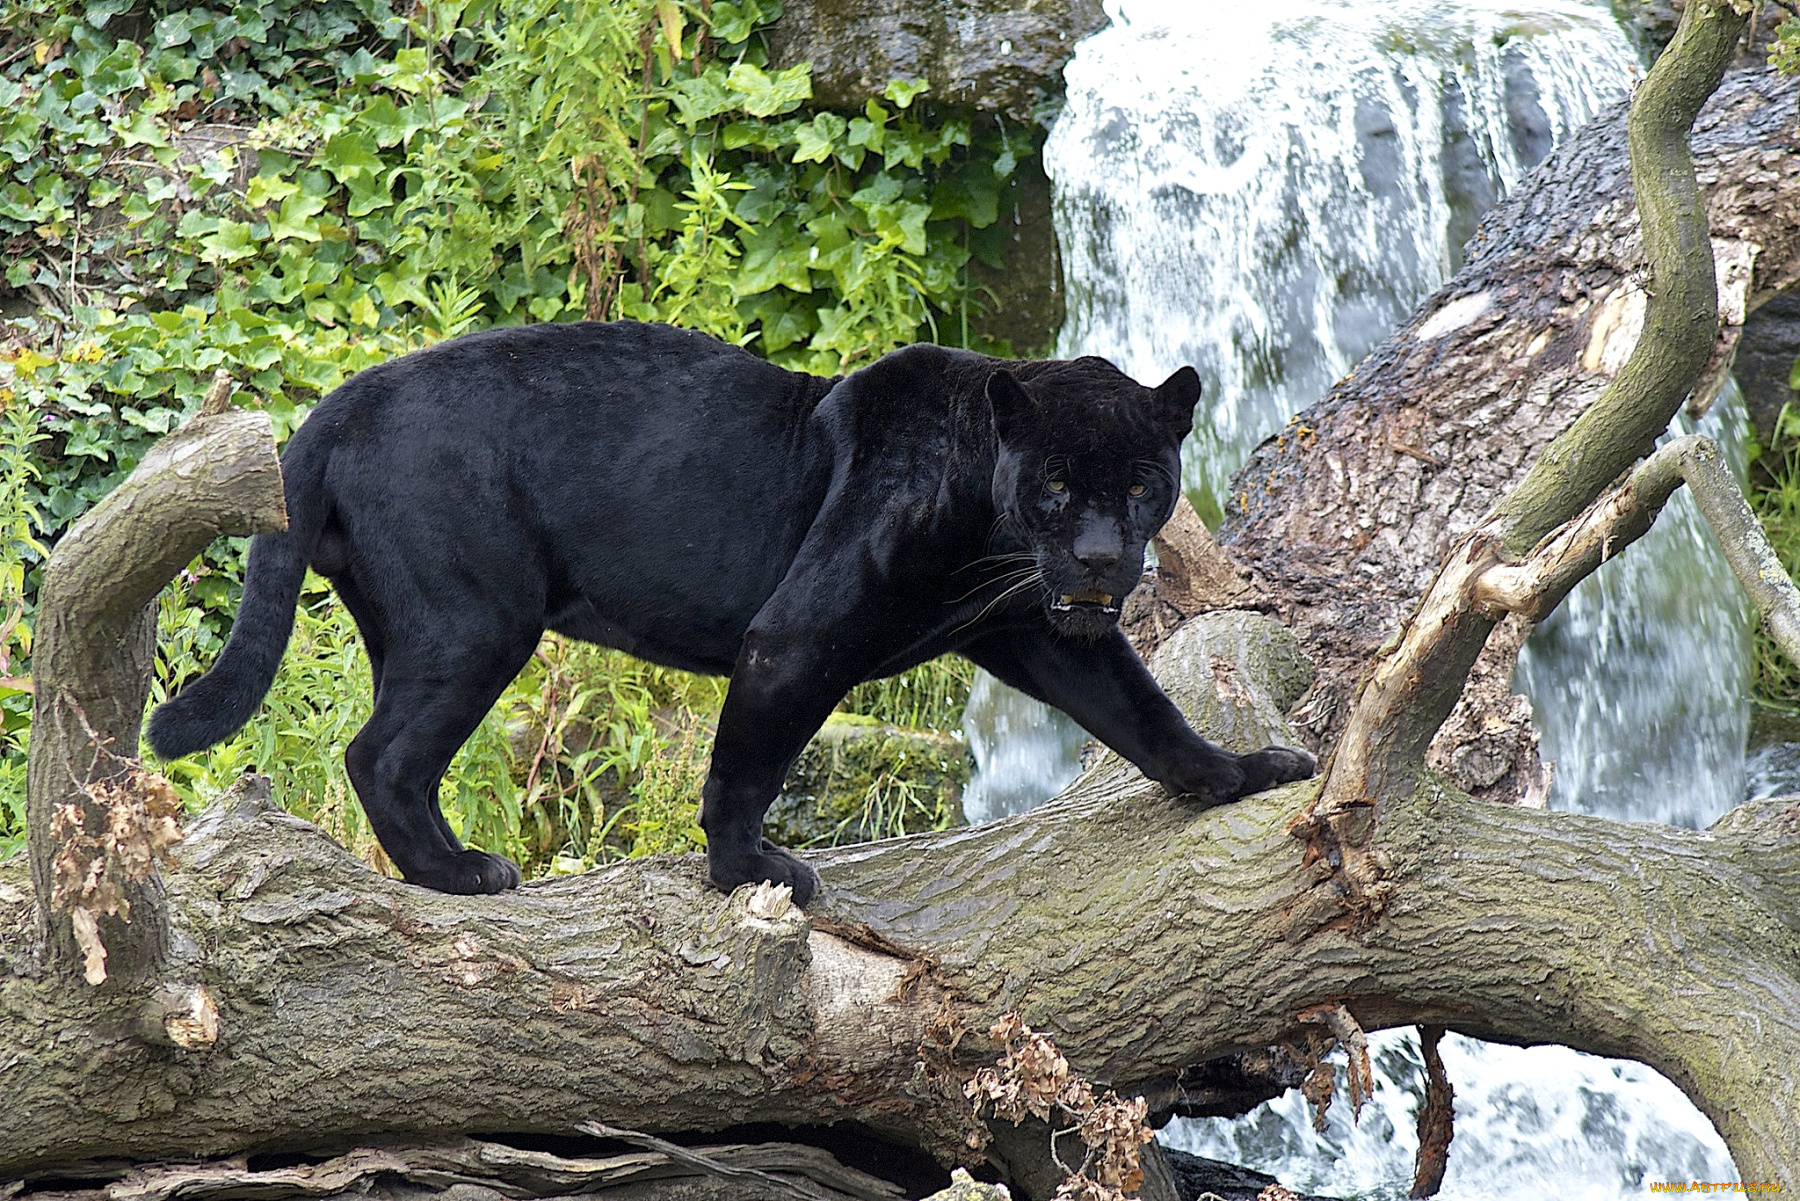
[148,321,1315,904]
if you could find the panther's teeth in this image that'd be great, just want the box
[1055,591,1117,609]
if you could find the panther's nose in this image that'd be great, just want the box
[1072,526,1123,573]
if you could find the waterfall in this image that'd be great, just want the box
[961,0,1753,1191]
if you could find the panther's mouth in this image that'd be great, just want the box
[1052,589,1119,613]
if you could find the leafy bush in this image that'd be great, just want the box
[0,0,1001,865]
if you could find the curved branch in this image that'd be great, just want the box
[1492,0,1752,552]
[24,389,285,987]
[1309,0,1750,811]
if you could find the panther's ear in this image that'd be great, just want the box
[986,369,1032,444]
[1152,366,1202,443]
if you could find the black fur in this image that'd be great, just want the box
[149,321,1315,902]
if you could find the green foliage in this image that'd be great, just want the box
[1749,405,1800,712]
[1769,15,1800,75]
[0,0,996,865]
[0,392,46,858]
[843,654,976,733]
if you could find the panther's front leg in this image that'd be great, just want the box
[963,627,1316,805]
[700,628,864,907]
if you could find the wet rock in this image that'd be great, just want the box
[1608,0,1679,61]
[1162,1146,1333,1201]
[767,0,1108,121]
[969,149,1063,356]
[764,712,969,846]
[1737,292,1800,446]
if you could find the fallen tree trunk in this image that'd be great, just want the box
[3,614,1797,1183]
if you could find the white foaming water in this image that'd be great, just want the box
[959,0,1750,1192]
[960,670,1087,824]
[1167,1031,1733,1199]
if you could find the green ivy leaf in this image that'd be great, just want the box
[791,112,845,164]
[876,200,931,255]
[746,291,814,353]
[349,292,380,327]
[726,61,811,118]
[883,78,929,109]
[246,171,301,209]
[669,71,736,127]
[321,129,383,182]
[387,47,433,94]
[344,169,393,218]
[360,95,420,148]
[735,218,813,297]
[268,192,327,242]
[199,218,257,263]
[931,161,1001,228]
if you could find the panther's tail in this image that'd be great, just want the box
[146,429,332,759]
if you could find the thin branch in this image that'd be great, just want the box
[1476,435,1800,666]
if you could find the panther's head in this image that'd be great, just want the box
[987,357,1201,641]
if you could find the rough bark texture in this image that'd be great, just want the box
[3,614,1797,1185]
[1220,55,1800,798]
[23,398,285,989]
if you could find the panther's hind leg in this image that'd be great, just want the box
[332,569,456,858]
[343,629,540,894]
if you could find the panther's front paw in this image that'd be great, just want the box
[404,848,523,895]
[1235,745,1318,796]
[708,838,822,907]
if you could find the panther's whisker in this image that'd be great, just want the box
[952,551,1037,577]
[952,570,1046,633]
[946,562,1041,604]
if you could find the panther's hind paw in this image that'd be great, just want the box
[1236,745,1318,796]
[708,839,821,908]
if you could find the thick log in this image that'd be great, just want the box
[23,380,285,989]
[1220,40,1800,798]
[2,614,1796,1183]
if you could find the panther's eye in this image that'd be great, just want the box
[1128,482,1147,498]
[1046,479,1067,494]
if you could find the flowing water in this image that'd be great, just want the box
[961,0,1754,1191]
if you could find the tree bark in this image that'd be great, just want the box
[2,615,1796,1185]
[1219,48,1800,801]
